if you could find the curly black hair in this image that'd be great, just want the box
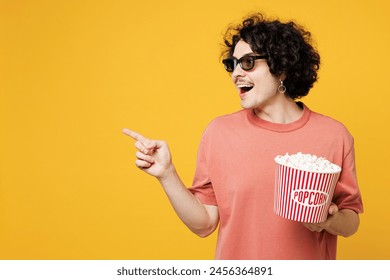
[223,13,320,99]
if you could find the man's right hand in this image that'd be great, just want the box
[123,128,172,179]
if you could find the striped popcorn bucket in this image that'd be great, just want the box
[274,162,341,223]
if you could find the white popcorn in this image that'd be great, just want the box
[275,152,341,173]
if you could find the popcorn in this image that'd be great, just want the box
[274,152,342,223]
[274,152,341,173]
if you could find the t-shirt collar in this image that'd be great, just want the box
[247,102,311,132]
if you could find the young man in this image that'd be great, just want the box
[123,13,363,259]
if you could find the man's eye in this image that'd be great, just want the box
[242,58,253,67]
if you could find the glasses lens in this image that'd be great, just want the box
[240,57,254,70]
[223,58,235,72]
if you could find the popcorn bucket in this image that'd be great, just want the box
[274,161,341,223]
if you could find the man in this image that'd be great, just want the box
[123,13,363,259]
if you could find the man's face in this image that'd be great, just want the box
[231,40,282,110]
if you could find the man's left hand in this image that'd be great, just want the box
[302,203,338,232]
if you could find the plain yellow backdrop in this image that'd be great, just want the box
[1,0,389,259]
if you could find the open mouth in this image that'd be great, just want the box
[237,84,254,94]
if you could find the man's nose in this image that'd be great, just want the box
[232,64,246,79]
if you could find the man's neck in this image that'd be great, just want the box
[253,99,303,124]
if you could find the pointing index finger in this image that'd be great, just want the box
[122,128,148,142]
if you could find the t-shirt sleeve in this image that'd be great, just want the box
[188,136,218,206]
[333,142,364,213]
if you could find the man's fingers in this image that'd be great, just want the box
[135,141,149,155]
[136,151,154,164]
[123,128,159,152]
[134,140,159,156]
[328,203,339,215]
[123,129,163,150]
[135,159,152,169]
[123,128,148,143]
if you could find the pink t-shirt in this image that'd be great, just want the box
[189,103,363,259]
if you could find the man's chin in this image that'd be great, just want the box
[240,101,254,110]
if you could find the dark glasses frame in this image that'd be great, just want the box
[222,55,267,72]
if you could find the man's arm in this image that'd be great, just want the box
[123,128,219,237]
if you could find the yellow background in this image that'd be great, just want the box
[1,0,389,259]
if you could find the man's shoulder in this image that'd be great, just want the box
[308,109,353,142]
[209,109,247,126]
[201,110,247,138]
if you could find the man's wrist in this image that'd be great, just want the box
[157,164,177,184]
